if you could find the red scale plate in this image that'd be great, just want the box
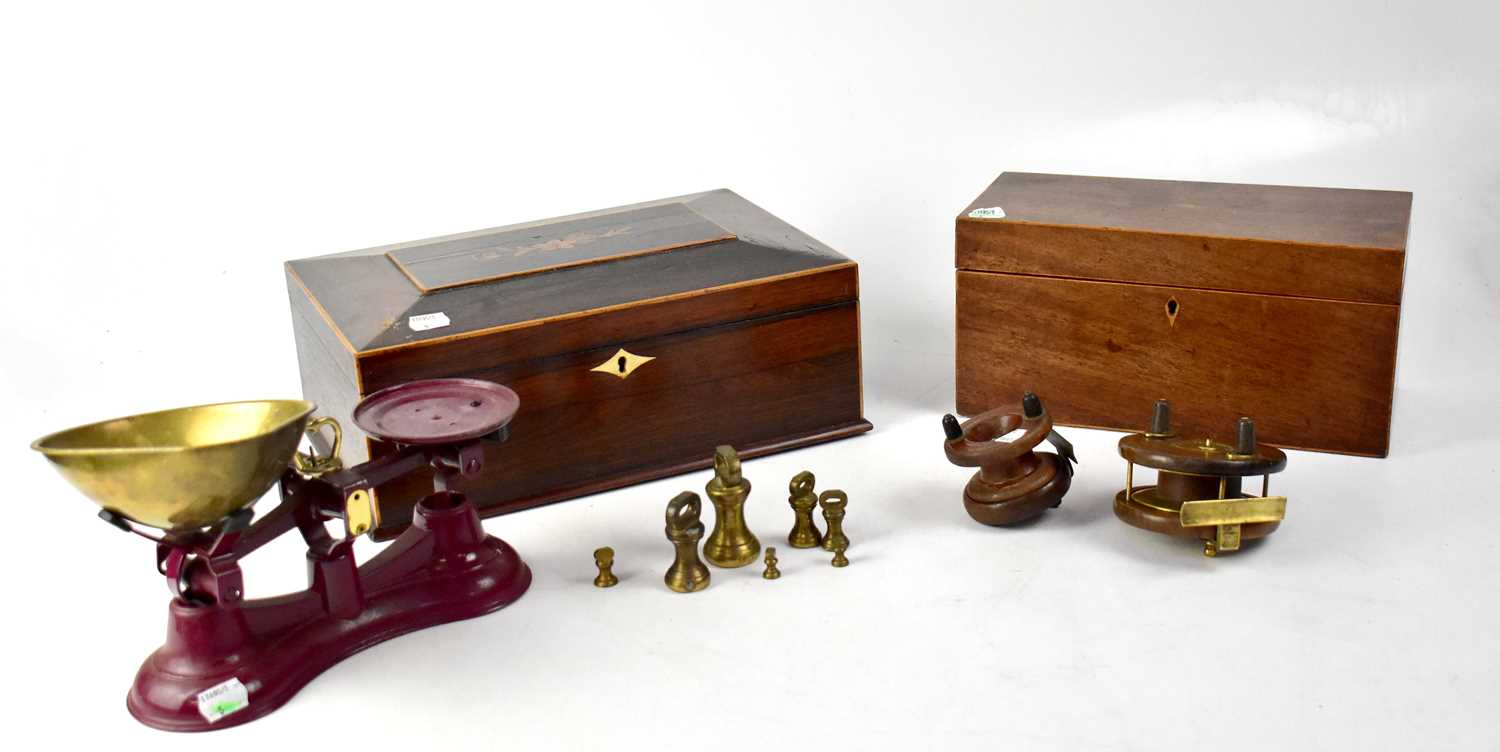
[352,378,519,445]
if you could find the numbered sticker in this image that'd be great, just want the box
[196,677,249,723]
[408,311,451,332]
[967,206,1006,219]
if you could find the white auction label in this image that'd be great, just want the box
[196,677,249,723]
[408,312,451,332]
[967,206,1006,219]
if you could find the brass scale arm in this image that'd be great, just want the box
[99,417,487,602]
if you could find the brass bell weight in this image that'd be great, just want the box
[703,445,761,567]
[659,449,858,590]
[786,470,823,548]
[941,391,1076,525]
[1115,400,1289,557]
[593,547,619,588]
[664,492,712,592]
[818,489,849,552]
[762,547,781,579]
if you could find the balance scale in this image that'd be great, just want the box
[32,378,531,731]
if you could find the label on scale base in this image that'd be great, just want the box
[196,677,249,723]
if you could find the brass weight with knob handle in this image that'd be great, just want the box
[292,416,343,476]
[702,445,760,567]
[291,415,381,537]
[664,491,711,592]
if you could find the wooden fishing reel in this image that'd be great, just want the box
[1115,399,1288,557]
[942,392,1076,525]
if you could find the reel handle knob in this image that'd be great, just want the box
[1022,392,1042,419]
[1235,417,1257,455]
[1148,399,1172,437]
[941,414,963,441]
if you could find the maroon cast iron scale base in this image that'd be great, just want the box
[119,379,531,732]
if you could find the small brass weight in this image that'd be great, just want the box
[664,492,711,593]
[593,547,618,588]
[819,489,849,553]
[762,547,781,579]
[703,445,761,567]
[786,470,823,548]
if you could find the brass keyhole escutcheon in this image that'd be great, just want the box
[592,348,655,380]
[1165,297,1180,326]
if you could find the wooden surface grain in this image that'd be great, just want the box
[960,172,1412,251]
[357,265,856,389]
[387,202,735,291]
[957,219,1407,304]
[365,302,870,535]
[955,271,1400,456]
[958,172,1411,304]
[286,270,371,458]
[286,188,853,351]
[286,190,869,533]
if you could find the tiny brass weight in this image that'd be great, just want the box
[831,542,849,568]
[762,547,781,579]
[786,470,823,549]
[1115,400,1289,557]
[941,391,1075,526]
[703,445,761,567]
[665,492,711,592]
[819,489,849,552]
[593,547,619,588]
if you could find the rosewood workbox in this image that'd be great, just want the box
[288,190,870,537]
[956,172,1412,457]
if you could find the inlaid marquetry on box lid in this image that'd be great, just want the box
[288,189,869,537]
[956,172,1411,457]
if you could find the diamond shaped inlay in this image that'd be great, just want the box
[591,348,656,379]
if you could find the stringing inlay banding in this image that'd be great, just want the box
[388,203,735,291]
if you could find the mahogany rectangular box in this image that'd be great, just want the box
[288,190,869,536]
[956,172,1411,457]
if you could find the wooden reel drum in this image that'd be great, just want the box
[942,392,1076,525]
[1115,400,1289,557]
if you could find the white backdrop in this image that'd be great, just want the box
[2,1,1497,749]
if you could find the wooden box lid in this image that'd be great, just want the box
[287,190,857,357]
[957,172,1412,305]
